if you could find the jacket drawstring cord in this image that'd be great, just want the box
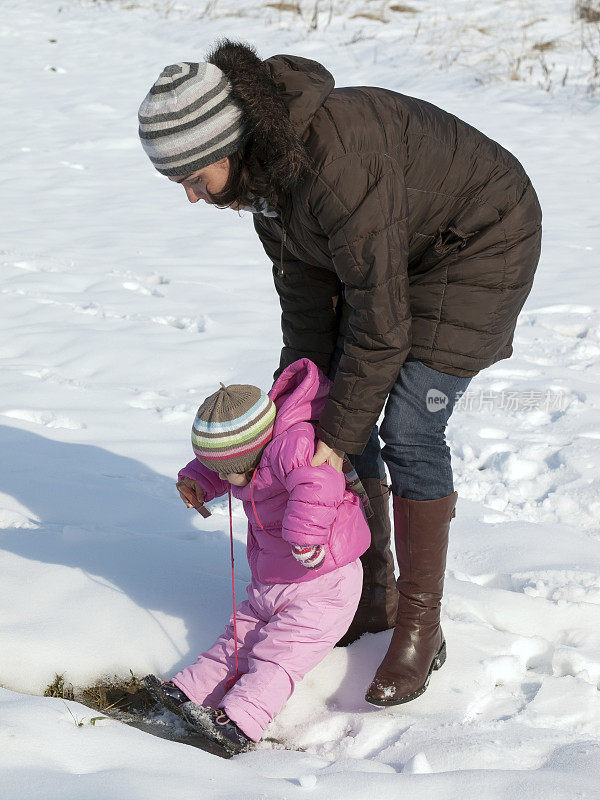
[224,469,274,692]
[224,484,243,691]
[250,466,278,538]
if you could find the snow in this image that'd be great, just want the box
[1,0,599,797]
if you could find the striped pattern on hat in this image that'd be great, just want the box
[192,383,276,475]
[138,62,246,177]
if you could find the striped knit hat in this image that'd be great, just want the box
[191,382,276,475]
[138,62,246,177]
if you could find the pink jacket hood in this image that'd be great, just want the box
[268,358,332,439]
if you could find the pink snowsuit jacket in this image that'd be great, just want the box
[179,358,371,584]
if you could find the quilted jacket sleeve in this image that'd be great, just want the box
[270,424,346,547]
[178,458,229,503]
[309,152,412,454]
[253,215,342,380]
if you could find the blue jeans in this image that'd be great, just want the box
[328,348,473,501]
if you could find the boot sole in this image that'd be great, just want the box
[364,639,447,707]
[142,674,186,718]
[181,702,253,757]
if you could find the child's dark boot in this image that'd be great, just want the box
[142,674,190,717]
[181,702,253,756]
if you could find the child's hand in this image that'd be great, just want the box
[290,543,326,570]
[176,478,208,514]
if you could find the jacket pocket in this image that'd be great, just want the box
[328,492,371,568]
[414,228,464,274]
[437,200,503,254]
[435,225,475,255]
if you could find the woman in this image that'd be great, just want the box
[138,39,542,706]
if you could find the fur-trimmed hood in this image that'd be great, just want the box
[206,39,334,194]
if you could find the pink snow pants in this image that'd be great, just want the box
[171,560,362,742]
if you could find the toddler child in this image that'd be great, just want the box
[143,358,370,755]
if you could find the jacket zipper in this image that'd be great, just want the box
[279,225,287,276]
[276,195,293,277]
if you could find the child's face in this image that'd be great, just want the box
[218,471,251,487]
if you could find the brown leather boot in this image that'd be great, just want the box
[337,478,398,647]
[365,491,458,706]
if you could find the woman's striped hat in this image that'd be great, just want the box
[191,382,276,475]
[138,62,246,177]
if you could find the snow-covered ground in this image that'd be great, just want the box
[1,1,599,797]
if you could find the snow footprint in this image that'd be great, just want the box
[463,652,541,723]
[151,315,206,333]
[455,569,600,607]
[517,675,600,733]
[122,281,164,297]
[112,269,170,296]
[4,253,76,274]
[1,409,84,430]
[21,367,86,391]
[128,391,194,423]
[514,570,600,606]
[522,305,600,364]
[511,629,600,686]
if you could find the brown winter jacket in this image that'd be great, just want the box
[246,55,542,455]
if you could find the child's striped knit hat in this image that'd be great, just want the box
[192,382,276,475]
[138,62,246,177]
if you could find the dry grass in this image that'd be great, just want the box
[45,670,153,714]
[522,16,548,29]
[350,12,388,23]
[577,2,600,23]
[389,3,419,12]
[532,40,556,52]
[264,1,302,12]
[80,672,153,715]
[44,674,74,701]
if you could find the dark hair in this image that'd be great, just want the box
[205,39,313,210]
[207,140,281,211]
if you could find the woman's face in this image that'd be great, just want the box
[169,157,241,208]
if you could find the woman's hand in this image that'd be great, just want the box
[310,440,345,474]
[176,477,206,510]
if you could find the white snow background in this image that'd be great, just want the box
[1,0,600,797]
